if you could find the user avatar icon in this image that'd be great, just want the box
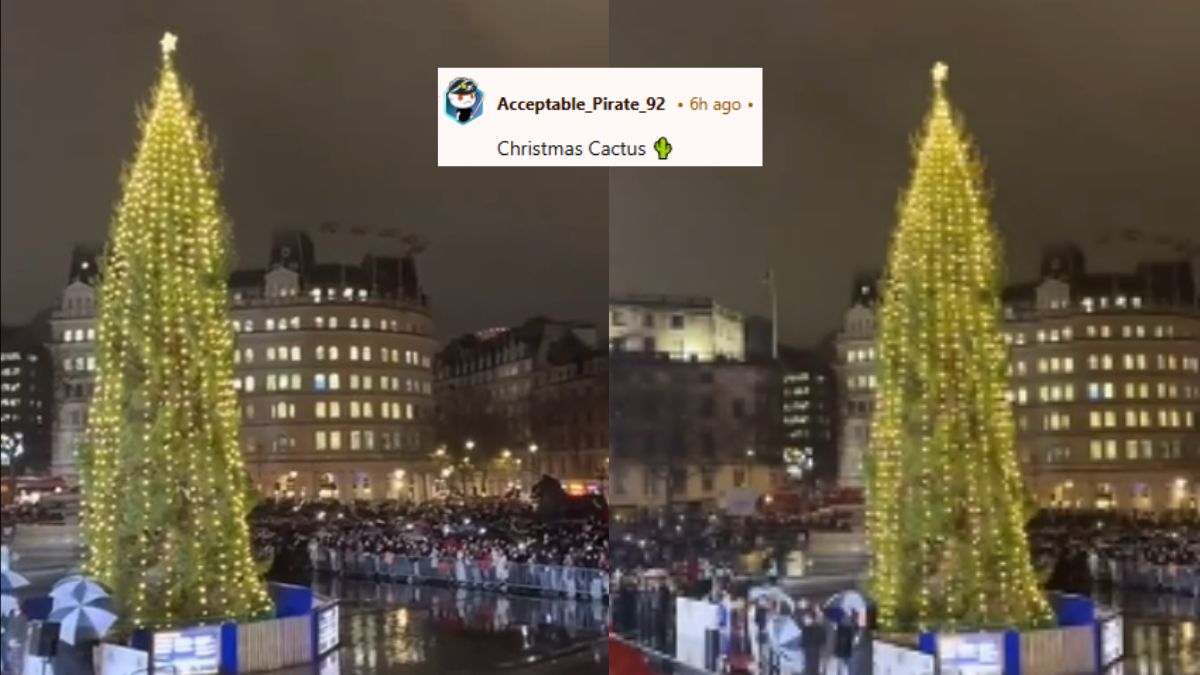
[445,77,483,124]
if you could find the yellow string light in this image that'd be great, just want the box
[865,63,1054,632]
[79,32,273,629]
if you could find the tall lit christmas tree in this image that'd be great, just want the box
[865,63,1053,632]
[80,33,272,628]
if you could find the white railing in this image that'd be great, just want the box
[312,547,609,600]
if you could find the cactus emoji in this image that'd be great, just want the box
[653,136,672,159]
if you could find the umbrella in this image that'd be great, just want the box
[768,616,805,667]
[49,575,110,610]
[0,568,30,594]
[47,604,118,645]
[749,585,795,613]
[1,594,19,617]
[823,590,867,623]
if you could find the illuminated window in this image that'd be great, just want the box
[363,318,372,330]
[329,346,339,360]
[1090,440,1103,460]
[350,317,359,330]
[1105,440,1117,460]
[266,318,276,331]
[316,401,327,418]
[267,347,276,361]
[291,346,301,361]
[349,374,360,390]
[1104,411,1116,427]
[363,375,373,391]
[350,346,360,361]
[363,401,374,418]
[291,373,301,390]
[329,316,338,329]
[315,431,327,451]
[290,316,300,329]
[363,346,372,361]
[314,374,327,391]
[329,431,342,450]
[350,401,361,419]
[350,430,362,450]
[329,401,341,418]
[329,373,341,390]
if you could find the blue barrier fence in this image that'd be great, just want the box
[311,547,609,600]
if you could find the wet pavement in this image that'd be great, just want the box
[290,578,608,674]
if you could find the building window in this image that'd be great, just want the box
[350,430,362,450]
[329,346,339,361]
[329,401,342,418]
[243,376,255,392]
[329,431,342,450]
[315,431,327,451]
[315,374,327,391]
[316,401,327,418]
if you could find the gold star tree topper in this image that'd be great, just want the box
[160,31,178,56]
[932,61,949,84]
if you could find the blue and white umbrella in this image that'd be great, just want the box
[1,594,19,617]
[0,568,30,594]
[49,575,111,609]
[47,604,118,645]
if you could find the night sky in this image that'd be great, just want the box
[1,1,607,339]
[5,3,1199,347]
[610,0,1200,346]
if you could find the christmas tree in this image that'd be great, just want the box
[865,63,1053,632]
[80,33,272,628]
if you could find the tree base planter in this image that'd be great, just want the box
[872,594,1124,675]
[122,583,340,674]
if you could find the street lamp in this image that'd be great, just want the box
[528,443,538,454]
[465,439,475,451]
[501,449,512,460]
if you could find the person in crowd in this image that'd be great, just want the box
[831,610,858,675]
[801,607,826,675]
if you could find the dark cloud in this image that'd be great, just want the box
[609,0,1200,345]
[1,1,608,338]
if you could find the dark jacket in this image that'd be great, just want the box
[834,623,856,659]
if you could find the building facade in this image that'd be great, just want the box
[434,318,606,496]
[47,230,440,502]
[834,248,1200,512]
[1,322,53,474]
[778,346,838,484]
[609,352,783,514]
[609,294,745,361]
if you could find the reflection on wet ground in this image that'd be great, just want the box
[285,578,606,674]
[1095,589,1198,675]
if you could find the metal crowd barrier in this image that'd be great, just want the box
[1096,559,1199,597]
[312,547,609,600]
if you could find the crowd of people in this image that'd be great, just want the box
[1029,509,1199,595]
[249,496,609,583]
